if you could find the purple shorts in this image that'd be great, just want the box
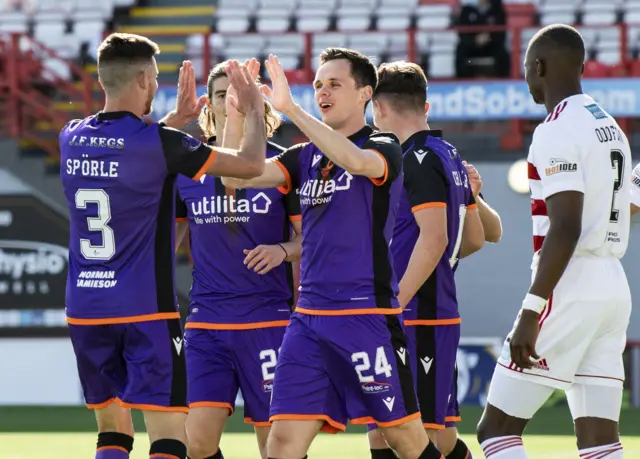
[68,319,187,411]
[269,313,420,433]
[184,326,287,425]
[367,323,461,431]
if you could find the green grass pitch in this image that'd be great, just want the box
[1,432,639,458]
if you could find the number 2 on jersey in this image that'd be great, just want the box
[75,189,116,260]
[609,150,625,223]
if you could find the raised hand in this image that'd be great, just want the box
[175,61,207,122]
[261,54,296,114]
[225,60,265,118]
[226,58,261,118]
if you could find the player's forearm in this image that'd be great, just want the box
[631,203,640,216]
[221,113,245,150]
[283,104,381,177]
[237,110,266,165]
[158,110,190,129]
[398,234,446,308]
[477,197,502,243]
[459,209,485,258]
[280,232,302,262]
[529,222,580,300]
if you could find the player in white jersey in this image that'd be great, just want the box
[630,164,640,215]
[477,24,632,459]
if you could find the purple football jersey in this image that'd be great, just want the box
[393,130,475,322]
[176,141,300,326]
[274,126,403,314]
[60,111,215,323]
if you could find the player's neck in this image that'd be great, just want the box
[333,116,367,137]
[390,118,430,145]
[102,96,144,119]
[544,85,583,114]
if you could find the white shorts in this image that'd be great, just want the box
[496,256,631,391]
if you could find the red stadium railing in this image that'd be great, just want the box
[185,22,633,150]
[0,33,98,158]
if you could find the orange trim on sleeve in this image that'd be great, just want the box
[86,398,117,410]
[67,312,180,326]
[189,401,234,414]
[445,415,462,423]
[350,411,421,428]
[404,318,461,326]
[412,202,447,213]
[186,320,290,330]
[269,414,346,434]
[192,149,217,182]
[295,307,402,316]
[244,417,271,427]
[467,204,478,210]
[289,214,302,222]
[150,454,181,459]
[368,150,389,186]
[118,401,188,413]
[423,422,447,430]
[97,446,128,454]
[176,217,188,222]
[274,160,292,194]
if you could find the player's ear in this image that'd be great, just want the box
[424,101,430,117]
[361,85,373,104]
[536,58,545,78]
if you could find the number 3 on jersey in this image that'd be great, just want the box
[610,150,625,223]
[75,189,116,260]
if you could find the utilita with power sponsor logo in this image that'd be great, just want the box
[0,240,67,296]
[299,170,353,207]
[189,192,273,225]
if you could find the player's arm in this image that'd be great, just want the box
[262,55,394,181]
[476,195,502,243]
[397,152,449,309]
[244,206,302,276]
[459,196,485,259]
[285,104,389,179]
[528,130,584,310]
[222,144,303,192]
[175,192,188,251]
[159,115,266,181]
[464,161,503,242]
[630,164,640,216]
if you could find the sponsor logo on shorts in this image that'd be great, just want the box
[361,381,392,394]
[262,380,274,393]
[545,158,577,176]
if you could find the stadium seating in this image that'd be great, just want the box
[7,0,640,81]
[182,0,640,80]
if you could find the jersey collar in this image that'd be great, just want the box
[401,129,443,152]
[96,111,142,121]
[347,125,374,142]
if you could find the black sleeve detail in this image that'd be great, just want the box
[175,190,187,220]
[158,124,214,178]
[403,148,448,209]
[468,192,477,206]
[364,134,403,183]
[275,143,306,190]
[284,185,301,217]
[267,140,286,154]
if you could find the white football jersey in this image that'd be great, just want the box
[527,94,632,261]
[631,163,640,208]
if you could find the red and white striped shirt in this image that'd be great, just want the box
[527,94,631,262]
